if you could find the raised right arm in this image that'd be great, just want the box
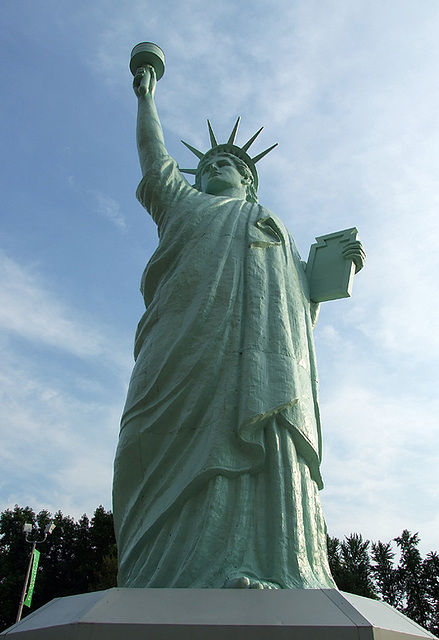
[133,66,168,176]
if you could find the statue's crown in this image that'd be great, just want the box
[180,118,277,191]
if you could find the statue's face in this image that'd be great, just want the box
[200,153,248,197]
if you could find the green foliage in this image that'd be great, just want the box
[327,530,439,635]
[0,505,117,631]
[0,506,37,629]
[2,505,438,635]
[423,552,439,637]
[371,540,398,607]
[329,533,376,598]
[395,530,426,626]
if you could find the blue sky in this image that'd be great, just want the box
[1,0,439,555]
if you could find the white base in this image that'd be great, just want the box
[1,588,436,639]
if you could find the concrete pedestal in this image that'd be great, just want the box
[1,588,436,639]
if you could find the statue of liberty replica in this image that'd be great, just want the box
[113,43,365,591]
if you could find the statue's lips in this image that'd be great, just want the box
[206,172,224,182]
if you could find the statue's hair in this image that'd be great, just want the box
[194,153,258,203]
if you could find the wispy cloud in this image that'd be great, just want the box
[315,316,439,555]
[0,250,131,369]
[321,378,439,554]
[92,190,127,230]
[0,349,119,518]
[0,249,129,517]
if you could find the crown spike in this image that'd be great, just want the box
[180,168,198,175]
[241,127,264,152]
[242,127,264,152]
[252,143,278,164]
[207,120,218,148]
[181,140,204,160]
[227,117,241,144]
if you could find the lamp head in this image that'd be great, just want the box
[45,522,56,535]
[130,42,165,79]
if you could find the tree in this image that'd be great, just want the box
[328,529,439,635]
[395,530,428,628]
[371,540,399,607]
[327,534,342,585]
[327,533,376,598]
[0,505,39,629]
[423,552,439,636]
[0,505,117,632]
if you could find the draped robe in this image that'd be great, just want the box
[113,155,335,589]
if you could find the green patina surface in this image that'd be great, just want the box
[113,46,364,590]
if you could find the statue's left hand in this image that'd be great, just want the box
[133,64,157,98]
[342,240,366,273]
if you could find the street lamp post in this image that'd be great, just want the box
[16,521,56,623]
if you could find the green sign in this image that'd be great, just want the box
[24,548,40,608]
